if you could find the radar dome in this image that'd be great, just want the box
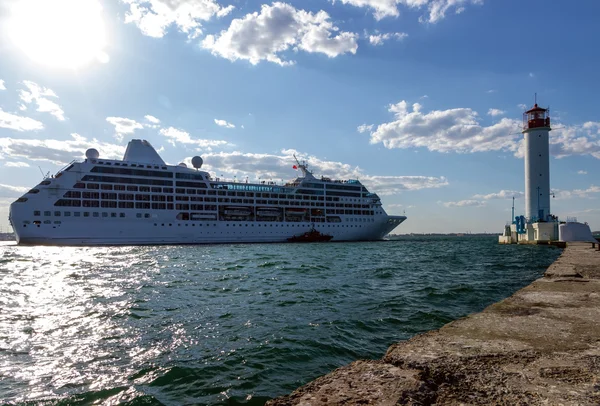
[192,156,203,169]
[178,162,188,168]
[86,148,99,159]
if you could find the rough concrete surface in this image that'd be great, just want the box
[267,242,600,405]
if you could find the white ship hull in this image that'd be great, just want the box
[10,206,405,245]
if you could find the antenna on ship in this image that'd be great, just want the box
[38,166,50,180]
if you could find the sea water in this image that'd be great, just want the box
[0,236,561,404]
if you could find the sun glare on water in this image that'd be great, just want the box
[8,0,108,68]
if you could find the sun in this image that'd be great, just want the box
[8,0,108,69]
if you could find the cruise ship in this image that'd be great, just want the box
[8,140,406,245]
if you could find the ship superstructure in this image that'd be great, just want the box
[9,140,406,245]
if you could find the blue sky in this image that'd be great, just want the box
[0,0,599,234]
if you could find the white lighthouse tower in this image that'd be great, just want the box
[523,103,551,221]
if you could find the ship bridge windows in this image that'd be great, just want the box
[28,189,39,194]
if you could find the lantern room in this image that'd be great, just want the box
[523,104,550,131]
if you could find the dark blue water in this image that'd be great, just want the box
[0,237,561,404]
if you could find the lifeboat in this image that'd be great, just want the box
[224,206,252,216]
[257,208,281,217]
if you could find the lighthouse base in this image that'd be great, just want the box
[499,221,597,245]
[498,221,559,245]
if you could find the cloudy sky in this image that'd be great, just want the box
[0,0,599,234]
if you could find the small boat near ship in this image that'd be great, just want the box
[287,228,333,243]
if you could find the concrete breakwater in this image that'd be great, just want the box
[267,242,600,405]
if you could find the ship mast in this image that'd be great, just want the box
[293,154,313,179]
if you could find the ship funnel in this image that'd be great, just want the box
[122,139,165,165]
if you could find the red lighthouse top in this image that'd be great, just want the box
[523,103,550,131]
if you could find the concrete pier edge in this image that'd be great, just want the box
[267,242,600,405]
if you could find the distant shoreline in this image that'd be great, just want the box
[388,233,499,238]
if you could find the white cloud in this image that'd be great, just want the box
[487,108,505,117]
[19,81,65,121]
[546,121,600,159]
[553,185,600,200]
[442,199,486,207]
[106,117,144,140]
[196,149,447,195]
[578,170,588,175]
[0,183,28,197]
[0,80,5,90]
[367,101,600,160]
[334,0,482,22]
[4,162,30,168]
[357,123,374,133]
[368,32,407,46]
[202,2,358,66]
[367,100,521,154]
[529,72,535,78]
[214,118,235,129]
[144,115,161,124]
[123,0,234,39]
[517,103,528,110]
[0,109,44,132]
[0,133,125,165]
[486,89,496,93]
[159,126,229,150]
[473,190,524,200]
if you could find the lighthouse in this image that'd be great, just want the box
[499,100,596,244]
[523,103,551,221]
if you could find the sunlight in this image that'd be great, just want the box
[8,0,107,68]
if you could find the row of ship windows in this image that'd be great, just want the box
[25,220,370,228]
[91,161,168,170]
[91,164,206,181]
[63,184,361,201]
[51,201,375,214]
[33,211,126,218]
[72,182,365,199]
[32,210,379,220]
[153,223,370,228]
[58,194,372,208]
